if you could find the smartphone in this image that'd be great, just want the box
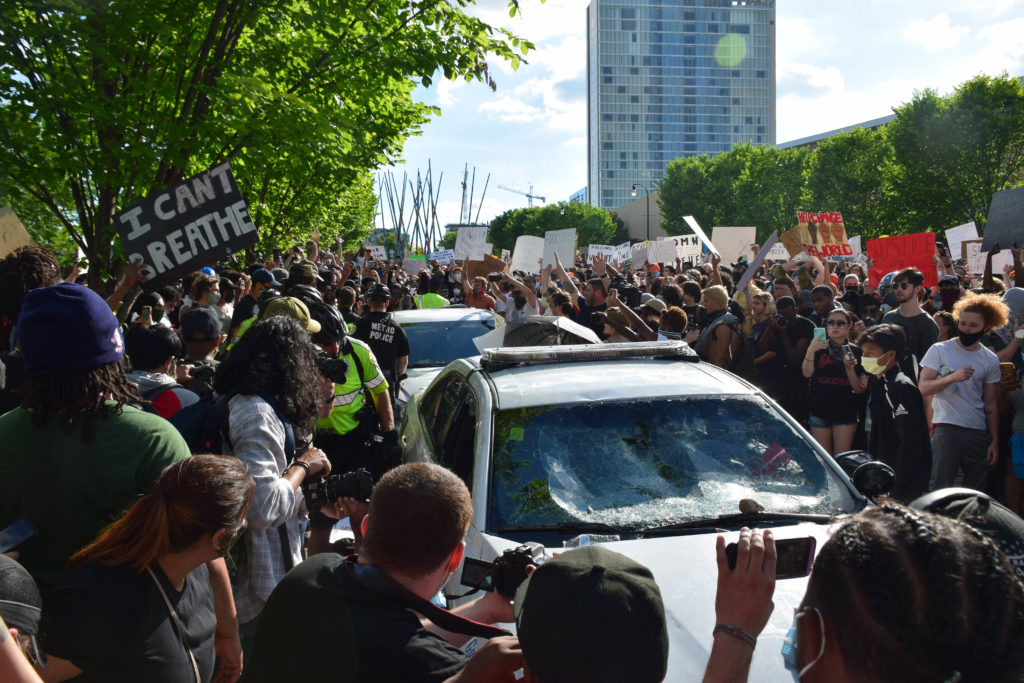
[487,273,502,283]
[0,518,38,554]
[813,327,826,342]
[844,345,855,362]
[141,306,152,321]
[273,248,282,261]
[460,557,496,592]
[726,536,816,579]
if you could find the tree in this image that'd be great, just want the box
[0,0,532,283]
[487,202,621,254]
[884,73,1024,235]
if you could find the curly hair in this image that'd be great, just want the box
[189,273,218,302]
[21,358,142,441]
[0,245,60,321]
[808,504,1024,682]
[953,291,1009,330]
[214,316,320,427]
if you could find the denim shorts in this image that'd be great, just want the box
[808,414,858,429]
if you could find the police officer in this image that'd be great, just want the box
[304,298,398,556]
[352,284,409,404]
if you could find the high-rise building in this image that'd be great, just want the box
[587,0,776,212]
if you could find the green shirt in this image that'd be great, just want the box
[316,338,389,436]
[0,404,190,592]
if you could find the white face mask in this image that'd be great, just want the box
[454,274,462,282]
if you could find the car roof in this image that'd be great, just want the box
[391,307,494,325]
[464,352,758,410]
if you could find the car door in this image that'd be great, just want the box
[422,374,476,489]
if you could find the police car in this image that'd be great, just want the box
[400,341,876,681]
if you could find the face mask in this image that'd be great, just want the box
[958,328,986,347]
[206,293,221,305]
[782,607,825,681]
[474,287,485,296]
[454,274,462,282]
[860,354,888,375]
[151,308,165,324]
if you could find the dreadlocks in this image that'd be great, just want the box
[0,245,60,321]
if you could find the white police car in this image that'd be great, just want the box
[400,341,875,681]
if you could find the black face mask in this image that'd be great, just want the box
[151,308,165,324]
[958,328,986,347]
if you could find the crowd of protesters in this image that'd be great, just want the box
[1,235,1024,682]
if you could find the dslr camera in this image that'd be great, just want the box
[302,468,374,512]
[459,543,543,598]
[610,276,641,309]
[315,349,349,384]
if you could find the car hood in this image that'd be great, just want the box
[397,366,442,404]
[464,522,840,682]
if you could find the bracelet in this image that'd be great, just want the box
[285,460,310,477]
[714,624,757,648]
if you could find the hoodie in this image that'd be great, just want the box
[127,369,200,419]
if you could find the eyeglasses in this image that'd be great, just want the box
[826,320,848,327]
[897,282,915,290]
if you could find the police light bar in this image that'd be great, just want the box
[481,341,698,368]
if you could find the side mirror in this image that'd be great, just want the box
[835,450,895,498]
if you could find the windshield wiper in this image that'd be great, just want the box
[491,521,635,535]
[639,511,836,536]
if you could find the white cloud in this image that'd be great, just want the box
[528,35,587,79]
[564,136,587,148]
[776,17,816,59]
[436,79,467,106]
[904,13,970,51]
[973,18,1024,73]
[478,95,545,122]
[469,0,587,44]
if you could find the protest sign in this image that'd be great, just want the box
[587,244,616,264]
[630,241,648,267]
[453,225,489,260]
[711,227,757,265]
[542,228,576,268]
[647,240,678,265]
[780,226,804,258]
[962,240,1012,276]
[766,242,790,261]
[945,221,978,260]
[511,235,545,274]
[683,216,718,256]
[848,235,862,256]
[465,254,505,282]
[501,249,510,261]
[115,162,257,292]
[613,241,632,265]
[0,206,34,258]
[735,232,779,294]
[866,232,937,288]
[402,255,426,277]
[367,245,387,262]
[667,234,701,260]
[428,249,455,265]
[981,187,1024,252]
[790,211,854,262]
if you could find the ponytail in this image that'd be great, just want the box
[69,491,172,573]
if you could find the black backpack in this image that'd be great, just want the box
[167,390,235,454]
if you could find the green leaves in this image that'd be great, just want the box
[487,202,620,253]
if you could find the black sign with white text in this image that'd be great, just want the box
[981,187,1024,252]
[114,162,257,291]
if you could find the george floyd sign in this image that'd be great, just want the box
[115,162,257,291]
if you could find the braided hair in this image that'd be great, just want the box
[0,245,60,321]
[808,504,1024,682]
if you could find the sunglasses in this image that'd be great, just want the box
[826,319,848,327]
[897,282,915,290]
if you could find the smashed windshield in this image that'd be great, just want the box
[401,318,494,368]
[488,396,855,531]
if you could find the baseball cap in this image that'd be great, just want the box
[17,283,124,375]
[939,274,960,285]
[262,296,321,333]
[640,294,667,313]
[251,268,282,287]
[272,267,290,283]
[514,546,668,683]
[0,554,45,666]
[181,307,222,342]
[288,262,323,284]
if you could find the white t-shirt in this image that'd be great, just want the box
[505,295,539,323]
[921,339,1001,430]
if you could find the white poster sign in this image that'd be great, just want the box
[711,226,758,265]
[631,241,648,266]
[964,240,1012,276]
[613,241,632,265]
[766,242,790,261]
[402,256,426,277]
[683,216,718,256]
[428,249,455,265]
[500,249,511,261]
[848,235,862,256]
[542,228,577,268]
[367,245,387,261]
[587,244,616,264]
[945,221,978,261]
[453,226,489,260]
[647,240,678,264]
[511,235,545,274]
[667,234,701,260]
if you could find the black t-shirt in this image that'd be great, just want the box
[41,562,215,683]
[576,295,608,339]
[353,312,410,376]
[807,345,865,423]
[779,315,815,379]
[247,554,465,682]
[230,294,258,328]
[341,308,361,325]
[881,310,939,382]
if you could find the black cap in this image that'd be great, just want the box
[0,554,45,666]
[251,268,282,287]
[181,307,222,342]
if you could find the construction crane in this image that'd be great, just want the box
[497,184,545,207]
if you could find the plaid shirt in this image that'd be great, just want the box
[227,394,304,624]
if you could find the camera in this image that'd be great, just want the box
[610,276,641,308]
[459,543,543,598]
[487,273,502,283]
[316,353,349,384]
[302,468,374,512]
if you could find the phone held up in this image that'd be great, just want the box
[725,536,816,579]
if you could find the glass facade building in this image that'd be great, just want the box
[587,0,776,211]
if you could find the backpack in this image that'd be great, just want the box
[167,390,235,454]
[134,382,184,416]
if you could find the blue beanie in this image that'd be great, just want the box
[17,283,124,375]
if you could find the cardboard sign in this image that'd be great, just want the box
[453,226,489,260]
[735,232,779,294]
[945,221,978,260]
[667,234,701,260]
[711,227,757,265]
[866,232,937,288]
[402,255,426,277]
[647,240,678,265]
[766,242,790,261]
[587,244,616,264]
[115,162,257,292]
[613,241,632,265]
[511,235,545,274]
[981,187,1024,252]
[428,249,455,265]
[465,254,506,282]
[791,211,854,262]
[683,216,718,256]
[542,228,576,269]
[962,239,1013,276]
[0,206,34,258]
[367,245,387,262]
[630,241,648,267]
[780,226,805,258]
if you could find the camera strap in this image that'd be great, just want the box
[344,556,511,640]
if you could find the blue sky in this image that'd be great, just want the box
[379,0,1024,233]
